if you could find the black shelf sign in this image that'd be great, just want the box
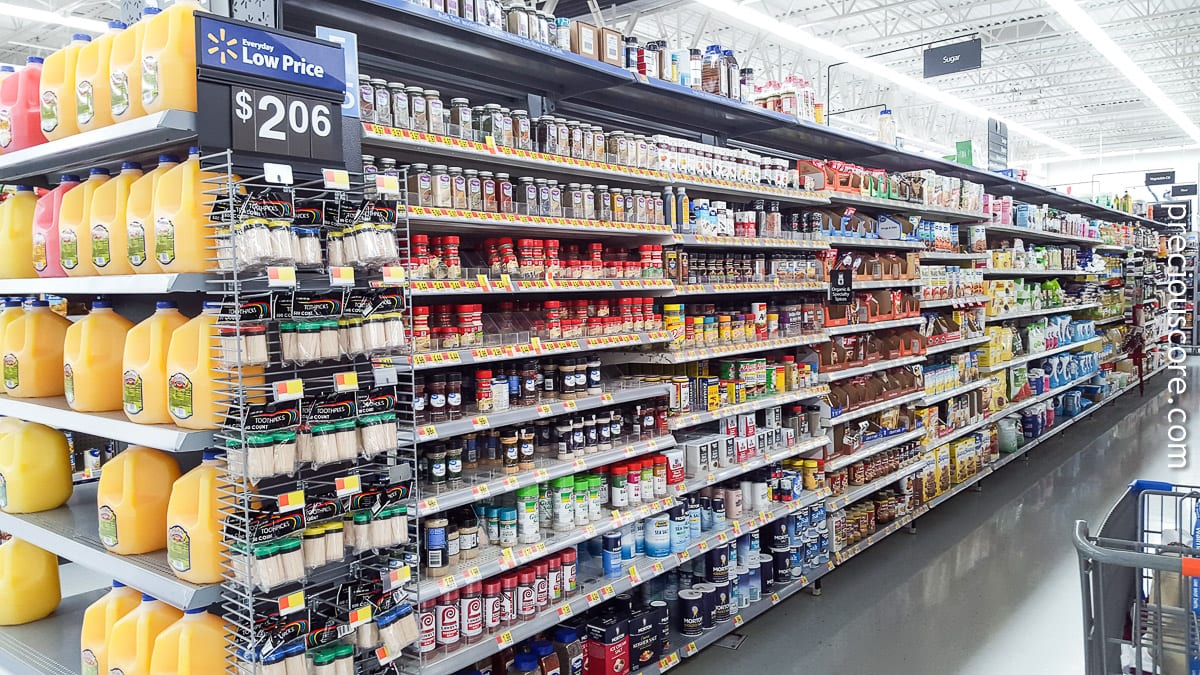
[829,270,853,305]
[196,15,346,166]
[1145,171,1176,186]
[923,39,982,78]
[1172,183,1197,197]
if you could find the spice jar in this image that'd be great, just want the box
[407,85,427,130]
[431,165,452,207]
[465,169,483,211]
[449,97,472,138]
[446,372,464,420]
[449,166,467,209]
[389,82,409,129]
[496,173,514,213]
[424,90,445,135]
[475,370,494,412]
[429,374,448,423]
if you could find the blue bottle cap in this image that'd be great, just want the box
[188,146,201,156]
[112,580,125,588]
[155,300,178,310]
[158,154,180,164]
[89,168,110,177]
[141,593,156,602]
[108,21,127,30]
[71,34,92,42]
[514,654,539,672]
[121,161,142,171]
[60,174,81,183]
[143,7,162,15]
[0,66,14,72]
[14,185,33,192]
[26,56,43,65]
[183,607,206,615]
[554,627,577,644]
[202,301,223,311]
[92,299,112,310]
[30,300,49,308]
[202,450,225,461]
[3,299,22,308]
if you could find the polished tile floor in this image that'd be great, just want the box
[682,361,1200,675]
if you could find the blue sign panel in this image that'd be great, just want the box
[314,26,361,118]
[198,16,345,93]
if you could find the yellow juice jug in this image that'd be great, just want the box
[123,301,188,424]
[91,162,142,275]
[96,445,181,554]
[0,299,26,364]
[64,300,134,412]
[75,21,124,133]
[166,452,227,583]
[106,594,182,675]
[80,581,141,675]
[140,2,198,115]
[59,168,110,277]
[39,34,91,141]
[0,420,72,513]
[0,186,37,279]
[153,149,216,274]
[3,299,72,398]
[109,8,160,124]
[166,302,256,430]
[0,538,60,625]
[125,155,177,274]
[148,608,230,675]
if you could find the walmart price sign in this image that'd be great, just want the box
[197,16,345,164]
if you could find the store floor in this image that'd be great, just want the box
[680,360,1200,675]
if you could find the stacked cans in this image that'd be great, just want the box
[781,500,829,579]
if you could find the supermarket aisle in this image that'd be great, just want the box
[682,361,1199,675]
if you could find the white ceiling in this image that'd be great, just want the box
[4,0,1198,166]
[588,0,1200,163]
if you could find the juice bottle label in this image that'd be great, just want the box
[60,228,80,269]
[168,372,193,419]
[92,225,112,268]
[3,354,18,389]
[39,91,58,134]
[32,232,47,271]
[81,650,99,675]
[0,110,10,147]
[64,364,75,404]
[142,55,159,106]
[112,667,127,675]
[127,220,147,266]
[154,216,175,264]
[110,72,129,117]
[76,81,95,126]
[98,505,118,547]
[122,370,143,414]
[0,473,7,508]
[167,525,191,571]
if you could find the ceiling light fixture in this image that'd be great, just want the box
[1044,0,1200,146]
[1018,143,1200,166]
[691,0,1082,157]
[0,2,108,33]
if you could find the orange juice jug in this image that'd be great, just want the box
[125,155,177,274]
[96,445,181,554]
[0,65,13,81]
[148,608,230,675]
[0,185,37,279]
[106,594,182,675]
[0,56,47,153]
[59,168,111,276]
[140,2,199,115]
[0,537,60,625]
[39,35,90,142]
[64,300,134,412]
[32,174,81,278]
[91,162,142,275]
[80,581,141,675]
[110,8,160,124]
[0,420,72,513]
[165,452,227,583]
[123,301,188,423]
[2,299,72,398]
[153,149,216,274]
[75,22,124,133]
[0,299,25,355]
[165,302,220,429]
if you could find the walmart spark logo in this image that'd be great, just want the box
[207,28,238,64]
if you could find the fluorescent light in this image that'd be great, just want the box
[1045,0,1200,146]
[1017,143,1200,165]
[692,0,1082,157]
[0,2,107,32]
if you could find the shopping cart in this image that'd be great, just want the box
[1074,480,1200,674]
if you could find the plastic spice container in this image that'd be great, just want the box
[512,109,531,150]
[498,507,518,546]
[449,97,472,137]
[497,173,514,213]
[406,85,427,130]
[449,166,467,209]
[475,370,494,412]
[388,82,409,128]
[408,163,432,206]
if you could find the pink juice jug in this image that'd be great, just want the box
[32,174,81,278]
[0,56,48,154]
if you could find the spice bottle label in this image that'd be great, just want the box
[167,525,192,572]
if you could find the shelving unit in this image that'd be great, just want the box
[0,397,215,452]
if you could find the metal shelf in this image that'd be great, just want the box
[667,385,829,430]
[827,236,926,250]
[1095,316,1126,327]
[919,378,990,406]
[983,224,1106,246]
[0,587,107,675]
[832,510,919,565]
[852,279,922,289]
[823,389,925,426]
[826,426,927,471]
[0,396,214,452]
[988,302,1102,322]
[603,332,828,366]
[672,281,828,295]
[825,316,924,336]
[413,384,671,443]
[924,335,990,356]
[0,483,220,610]
[978,335,1103,373]
[824,192,986,223]
[919,251,989,262]
[0,274,212,296]
[410,277,675,296]
[817,355,926,383]
[0,110,197,184]
[413,436,675,516]
[402,205,673,238]
[982,268,1094,278]
[921,295,989,309]
[409,330,673,370]
[828,460,926,510]
[672,234,829,251]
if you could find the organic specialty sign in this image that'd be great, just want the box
[198,16,345,93]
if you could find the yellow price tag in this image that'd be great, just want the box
[733,615,744,626]
[495,631,514,648]
[558,604,574,618]
[471,415,490,430]
[471,483,490,497]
